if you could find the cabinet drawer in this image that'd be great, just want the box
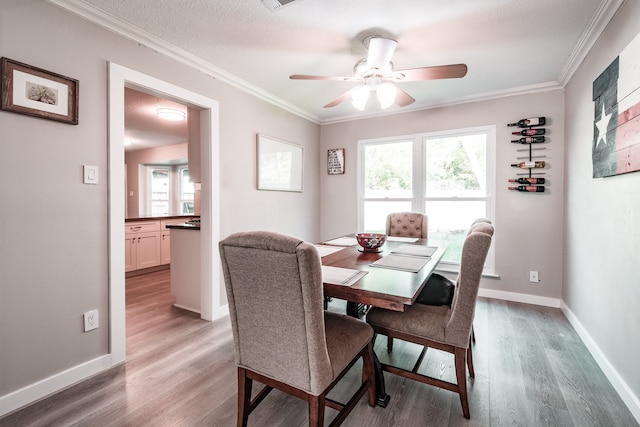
[125,221,160,233]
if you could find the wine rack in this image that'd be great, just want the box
[507,117,547,193]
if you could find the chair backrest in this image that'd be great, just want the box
[445,222,494,347]
[470,217,492,227]
[219,231,331,394]
[385,212,428,238]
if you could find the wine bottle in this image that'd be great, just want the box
[507,117,546,127]
[511,161,545,168]
[508,177,545,184]
[511,136,545,144]
[512,128,545,136]
[508,186,545,192]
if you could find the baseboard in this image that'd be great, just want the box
[477,288,562,308]
[0,355,113,418]
[212,304,229,321]
[561,303,640,424]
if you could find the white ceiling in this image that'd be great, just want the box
[124,88,189,151]
[53,0,621,136]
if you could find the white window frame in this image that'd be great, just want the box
[357,125,496,273]
[177,165,194,215]
[139,163,190,216]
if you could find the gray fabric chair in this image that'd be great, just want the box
[366,222,494,419]
[383,211,428,349]
[219,231,376,427]
[385,212,428,238]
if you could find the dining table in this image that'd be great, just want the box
[317,234,447,407]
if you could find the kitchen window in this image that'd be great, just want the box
[357,125,495,269]
[142,164,192,216]
[178,165,194,214]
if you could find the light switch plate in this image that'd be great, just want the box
[83,165,98,185]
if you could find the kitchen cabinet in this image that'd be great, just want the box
[160,230,171,265]
[125,221,161,272]
[160,218,187,265]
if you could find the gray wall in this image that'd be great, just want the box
[0,0,320,400]
[564,0,640,406]
[320,90,566,301]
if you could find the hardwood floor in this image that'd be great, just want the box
[1,269,637,426]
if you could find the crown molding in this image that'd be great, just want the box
[45,0,322,124]
[557,0,625,86]
[47,0,621,126]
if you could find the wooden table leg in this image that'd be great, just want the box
[346,302,390,407]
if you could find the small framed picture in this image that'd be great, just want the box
[1,57,79,125]
[327,148,345,175]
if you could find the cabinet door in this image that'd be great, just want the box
[160,231,171,265]
[136,231,161,269]
[124,233,137,272]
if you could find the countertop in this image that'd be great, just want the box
[166,222,200,231]
[125,215,198,222]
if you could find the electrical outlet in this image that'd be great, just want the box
[529,271,539,283]
[84,310,99,332]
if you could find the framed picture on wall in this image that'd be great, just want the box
[257,134,304,192]
[0,57,79,125]
[327,148,345,175]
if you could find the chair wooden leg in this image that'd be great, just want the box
[237,367,252,427]
[454,347,470,419]
[471,324,476,344]
[387,336,394,353]
[308,394,324,427]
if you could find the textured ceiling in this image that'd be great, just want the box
[50,0,622,145]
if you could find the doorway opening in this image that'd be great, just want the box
[108,62,224,365]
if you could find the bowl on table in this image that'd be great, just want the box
[356,233,387,253]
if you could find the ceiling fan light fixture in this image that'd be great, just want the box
[352,85,370,111]
[377,82,397,109]
[156,108,185,121]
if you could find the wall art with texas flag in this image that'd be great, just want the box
[592,31,640,178]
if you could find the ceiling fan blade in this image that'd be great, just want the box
[323,87,358,108]
[290,74,359,82]
[394,87,415,107]
[393,63,468,81]
[366,37,397,70]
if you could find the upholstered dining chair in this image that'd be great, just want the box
[219,231,376,427]
[385,211,428,238]
[417,218,493,346]
[382,211,429,349]
[366,222,494,419]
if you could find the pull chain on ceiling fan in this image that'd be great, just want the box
[290,36,468,110]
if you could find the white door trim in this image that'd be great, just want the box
[108,62,222,364]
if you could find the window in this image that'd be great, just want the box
[149,167,170,216]
[358,125,495,269]
[141,164,192,216]
[178,166,194,214]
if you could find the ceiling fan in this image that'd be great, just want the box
[290,36,467,110]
